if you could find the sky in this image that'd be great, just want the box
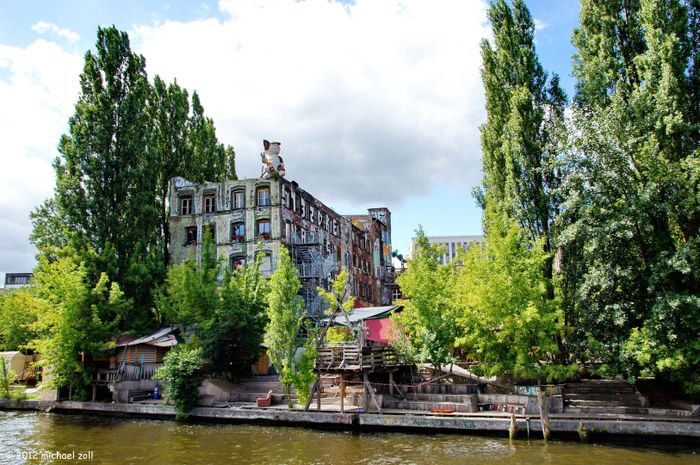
[0,0,580,272]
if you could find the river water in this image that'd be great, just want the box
[0,411,698,465]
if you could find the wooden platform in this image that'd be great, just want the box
[315,343,403,372]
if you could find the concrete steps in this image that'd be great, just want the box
[401,393,476,403]
[563,379,648,414]
[382,399,476,413]
[229,376,297,405]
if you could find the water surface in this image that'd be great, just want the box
[1,411,698,465]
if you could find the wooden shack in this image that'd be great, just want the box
[93,327,179,402]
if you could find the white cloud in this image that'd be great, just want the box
[133,0,490,206]
[0,39,83,271]
[534,18,548,31]
[1,0,490,270]
[31,21,81,43]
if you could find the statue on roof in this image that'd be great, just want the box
[260,140,286,179]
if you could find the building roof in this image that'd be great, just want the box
[116,327,179,348]
[328,305,401,326]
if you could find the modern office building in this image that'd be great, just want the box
[408,235,485,265]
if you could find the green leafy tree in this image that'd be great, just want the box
[264,246,307,408]
[201,251,268,380]
[32,26,237,331]
[29,250,128,399]
[45,26,158,328]
[0,289,42,351]
[154,343,204,420]
[157,232,268,380]
[453,208,574,381]
[478,0,567,302]
[0,358,17,399]
[394,227,456,374]
[562,0,700,392]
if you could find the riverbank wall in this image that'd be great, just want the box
[1,399,699,442]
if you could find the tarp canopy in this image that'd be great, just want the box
[327,305,401,326]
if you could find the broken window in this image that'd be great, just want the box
[185,226,197,245]
[204,193,216,213]
[232,190,245,210]
[180,196,193,215]
[260,253,273,278]
[230,256,245,271]
[231,222,245,242]
[257,187,271,207]
[257,219,271,239]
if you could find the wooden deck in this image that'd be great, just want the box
[316,343,402,372]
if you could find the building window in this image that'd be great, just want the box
[231,222,245,242]
[230,256,245,271]
[232,190,245,210]
[285,189,292,209]
[257,187,271,207]
[257,219,271,240]
[185,226,197,245]
[204,224,216,243]
[180,196,192,215]
[204,193,216,213]
[392,288,402,302]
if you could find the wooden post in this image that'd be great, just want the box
[578,421,589,442]
[389,372,394,396]
[537,389,551,441]
[304,378,319,411]
[316,372,322,411]
[92,383,96,402]
[509,413,518,440]
[340,376,346,413]
[363,373,369,411]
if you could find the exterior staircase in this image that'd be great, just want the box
[563,379,649,414]
[379,383,479,413]
[229,375,297,405]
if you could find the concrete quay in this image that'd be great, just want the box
[1,400,699,442]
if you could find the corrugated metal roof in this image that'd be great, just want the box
[116,327,178,347]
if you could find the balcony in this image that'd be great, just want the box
[291,231,323,245]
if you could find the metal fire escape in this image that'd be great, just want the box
[292,231,337,318]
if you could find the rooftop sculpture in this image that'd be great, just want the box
[260,139,286,179]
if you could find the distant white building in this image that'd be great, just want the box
[408,235,485,265]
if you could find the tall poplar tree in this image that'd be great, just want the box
[32,26,238,328]
[51,26,158,326]
[478,0,567,298]
[563,0,700,393]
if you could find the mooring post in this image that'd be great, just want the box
[537,388,551,441]
[316,372,322,411]
[578,421,589,442]
[340,376,346,413]
[509,413,518,440]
